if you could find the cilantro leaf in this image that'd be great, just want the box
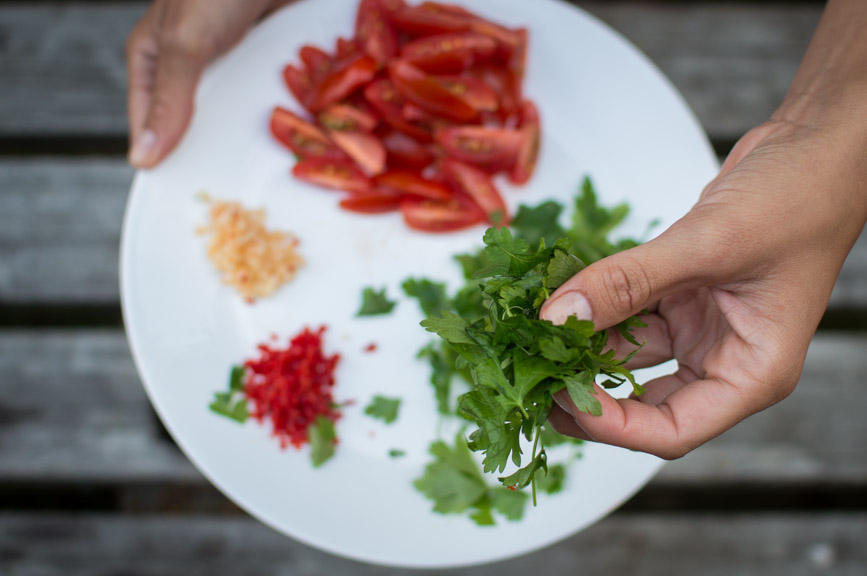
[309,416,337,467]
[357,287,397,316]
[388,449,406,459]
[364,395,401,424]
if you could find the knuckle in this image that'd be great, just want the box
[597,257,653,314]
[159,20,213,61]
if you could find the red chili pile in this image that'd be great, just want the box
[243,326,341,449]
[271,0,541,232]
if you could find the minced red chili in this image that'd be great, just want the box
[243,326,340,449]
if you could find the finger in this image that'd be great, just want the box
[555,375,754,460]
[603,312,673,369]
[126,11,161,158]
[539,211,744,332]
[129,28,211,168]
[547,403,592,442]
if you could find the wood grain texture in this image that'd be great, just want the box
[0,2,821,141]
[0,513,864,575]
[0,330,864,485]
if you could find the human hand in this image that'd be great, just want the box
[540,0,867,459]
[126,0,295,168]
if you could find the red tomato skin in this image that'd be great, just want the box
[400,32,497,74]
[388,60,478,123]
[435,126,522,170]
[318,104,379,132]
[400,193,485,232]
[328,130,387,176]
[510,100,541,185]
[309,55,379,113]
[436,76,499,113]
[364,79,433,142]
[375,171,452,201]
[380,129,436,170]
[299,45,334,83]
[339,189,402,213]
[441,158,509,225]
[292,158,372,193]
[283,65,315,110]
[270,107,346,161]
[355,0,399,66]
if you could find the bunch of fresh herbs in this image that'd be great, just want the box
[408,177,648,508]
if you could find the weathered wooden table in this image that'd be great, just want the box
[2,1,866,574]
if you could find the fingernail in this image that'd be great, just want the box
[542,291,592,325]
[129,129,158,167]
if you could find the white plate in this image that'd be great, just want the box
[121,0,718,568]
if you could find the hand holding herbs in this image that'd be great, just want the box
[420,217,646,497]
[409,177,647,514]
[541,111,867,459]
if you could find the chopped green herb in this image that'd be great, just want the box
[309,416,337,467]
[357,287,397,316]
[388,449,406,459]
[414,435,529,525]
[411,177,647,498]
[364,395,401,424]
[209,365,249,424]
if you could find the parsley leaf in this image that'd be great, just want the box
[413,435,529,525]
[357,287,397,316]
[364,395,401,424]
[402,278,449,318]
[309,416,337,467]
[412,177,648,496]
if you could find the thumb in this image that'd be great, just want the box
[539,219,725,329]
[128,40,208,168]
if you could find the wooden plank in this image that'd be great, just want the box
[0,159,132,303]
[0,513,864,575]
[0,330,198,482]
[2,159,865,306]
[0,3,821,141]
[0,330,865,485]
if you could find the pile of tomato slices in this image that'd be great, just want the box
[270,0,541,232]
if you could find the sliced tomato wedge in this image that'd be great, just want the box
[355,0,398,66]
[335,36,361,60]
[364,78,432,141]
[435,126,522,171]
[381,129,436,170]
[400,32,497,74]
[388,60,477,123]
[436,76,498,113]
[339,188,403,213]
[292,158,371,193]
[400,193,485,232]
[318,104,379,132]
[283,65,315,110]
[299,45,335,83]
[309,55,379,112]
[390,2,480,36]
[441,158,509,225]
[270,107,346,160]
[470,65,521,119]
[328,130,387,176]
[510,100,541,185]
[375,171,452,201]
